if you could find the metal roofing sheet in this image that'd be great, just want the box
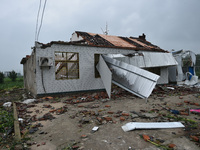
[143,52,178,67]
[113,52,178,68]
[96,55,112,98]
[103,55,160,99]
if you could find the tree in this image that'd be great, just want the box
[0,72,4,83]
[8,70,17,82]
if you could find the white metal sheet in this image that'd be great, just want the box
[103,55,160,99]
[122,122,185,132]
[96,55,112,98]
[113,52,178,68]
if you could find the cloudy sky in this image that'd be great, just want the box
[0,0,200,73]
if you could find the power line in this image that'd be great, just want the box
[36,0,48,42]
[35,0,42,42]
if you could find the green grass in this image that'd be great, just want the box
[0,77,24,90]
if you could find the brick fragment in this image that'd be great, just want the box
[120,117,125,121]
[81,135,88,138]
[72,145,79,149]
[108,111,114,114]
[190,135,199,142]
[122,113,129,116]
[105,105,111,108]
[96,117,102,122]
[49,109,56,113]
[180,112,189,115]
[143,135,150,141]
[168,144,176,148]
[104,117,112,121]
[94,95,99,99]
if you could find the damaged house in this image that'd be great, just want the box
[20,31,177,99]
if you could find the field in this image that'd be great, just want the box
[0,77,24,90]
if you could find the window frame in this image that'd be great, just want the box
[55,52,79,80]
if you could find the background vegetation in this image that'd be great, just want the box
[0,77,23,91]
[195,54,200,77]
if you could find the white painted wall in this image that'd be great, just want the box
[35,44,137,95]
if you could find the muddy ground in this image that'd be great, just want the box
[2,85,200,150]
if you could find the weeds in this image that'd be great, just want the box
[0,77,23,90]
[0,107,14,148]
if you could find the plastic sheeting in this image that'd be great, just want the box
[103,55,160,99]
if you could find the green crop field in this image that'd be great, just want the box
[0,77,24,90]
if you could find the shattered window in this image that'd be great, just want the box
[94,54,100,78]
[55,52,79,80]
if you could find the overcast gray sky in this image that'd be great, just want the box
[0,0,200,73]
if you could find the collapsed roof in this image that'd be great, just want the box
[71,31,167,52]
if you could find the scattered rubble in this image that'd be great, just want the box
[1,85,200,149]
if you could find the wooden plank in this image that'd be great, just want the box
[13,102,21,141]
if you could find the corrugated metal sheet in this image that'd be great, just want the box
[102,55,160,99]
[112,52,178,68]
[96,55,112,98]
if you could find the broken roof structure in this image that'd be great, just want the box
[70,31,165,52]
[169,50,198,85]
[21,31,177,99]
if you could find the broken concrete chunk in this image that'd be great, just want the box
[92,126,99,132]
[3,102,12,107]
[143,113,158,118]
[130,114,139,119]
[22,99,36,104]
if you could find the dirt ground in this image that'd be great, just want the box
[2,85,200,150]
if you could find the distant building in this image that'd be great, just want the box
[4,71,22,77]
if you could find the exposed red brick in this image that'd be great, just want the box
[180,112,189,115]
[114,114,120,118]
[78,105,84,108]
[81,135,88,138]
[143,135,150,141]
[72,145,79,149]
[105,105,111,108]
[168,144,176,148]
[49,109,56,113]
[195,103,200,106]
[96,117,102,122]
[190,102,195,105]
[122,113,129,116]
[120,117,125,121]
[184,100,190,103]
[104,117,112,121]
[94,95,99,99]
[66,98,73,101]
[108,111,114,114]
[190,135,199,142]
